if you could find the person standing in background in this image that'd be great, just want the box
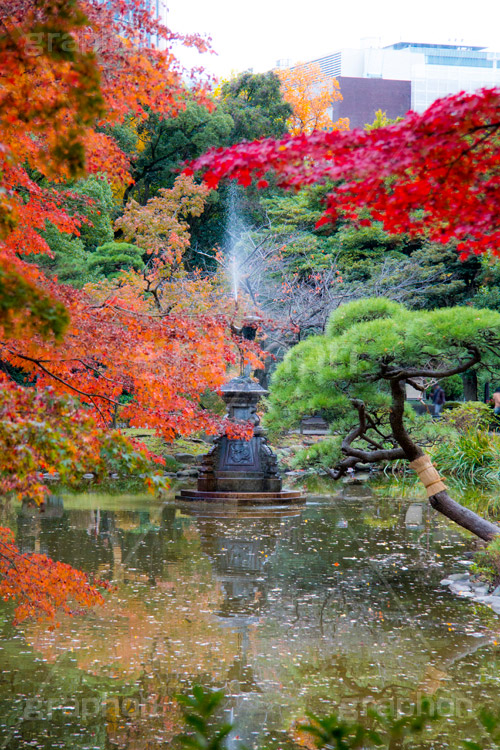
[492,387,500,418]
[431,383,446,418]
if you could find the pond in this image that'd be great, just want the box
[1,481,500,749]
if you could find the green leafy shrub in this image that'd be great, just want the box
[299,698,438,749]
[442,400,463,411]
[441,401,494,433]
[290,437,343,469]
[474,536,500,586]
[162,454,180,472]
[406,411,457,444]
[430,428,500,483]
[472,285,500,311]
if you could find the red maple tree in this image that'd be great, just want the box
[188,88,500,259]
[0,0,251,622]
[0,0,247,446]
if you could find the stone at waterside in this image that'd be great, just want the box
[174,453,202,465]
[449,582,474,597]
[441,572,500,616]
[441,573,470,583]
[176,468,199,478]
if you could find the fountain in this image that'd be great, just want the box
[177,188,304,505]
[177,317,305,505]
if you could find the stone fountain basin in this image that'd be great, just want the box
[175,489,305,504]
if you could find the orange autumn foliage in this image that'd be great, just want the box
[0,0,250,443]
[115,174,211,276]
[0,526,109,624]
[278,62,349,135]
[0,374,167,504]
[0,0,211,190]
[0,0,253,624]
[1,174,254,442]
[0,373,170,624]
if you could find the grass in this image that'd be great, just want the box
[120,428,213,469]
[472,535,500,587]
[430,429,500,484]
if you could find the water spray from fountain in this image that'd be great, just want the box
[231,254,239,302]
[225,182,247,307]
[224,183,255,374]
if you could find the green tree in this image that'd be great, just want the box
[266,297,500,541]
[186,74,292,257]
[108,76,290,260]
[219,71,292,142]
[71,175,115,251]
[471,254,500,311]
[365,108,403,130]
[408,242,481,308]
[34,176,116,287]
[35,226,92,287]
[88,242,145,277]
[121,101,234,205]
[256,188,483,307]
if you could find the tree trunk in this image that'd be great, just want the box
[390,379,500,541]
[484,381,491,403]
[428,490,500,541]
[462,370,478,401]
[122,182,135,206]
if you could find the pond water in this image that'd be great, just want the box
[1,482,500,749]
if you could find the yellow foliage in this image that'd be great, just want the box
[278,63,349,135]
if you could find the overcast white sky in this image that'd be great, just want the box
[166,0,500,81]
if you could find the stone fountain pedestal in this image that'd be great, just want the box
[176,375,305,504]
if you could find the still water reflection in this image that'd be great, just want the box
[1,484,500,749]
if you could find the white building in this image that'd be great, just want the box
[292,42,500,123]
